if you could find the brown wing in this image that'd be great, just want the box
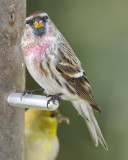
[56,47,100,112]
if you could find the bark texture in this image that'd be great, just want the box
[0,0,26,159]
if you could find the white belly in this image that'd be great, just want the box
[25,55,79,101]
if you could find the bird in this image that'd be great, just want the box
[21,11,108,150]
[25,109,69,160]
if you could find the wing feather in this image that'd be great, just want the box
[56,46,100,112]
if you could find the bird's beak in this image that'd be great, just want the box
[57,113,70,124]
[34,21,44,29]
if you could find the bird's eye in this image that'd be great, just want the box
[26,20,29,24]
[50,113,55,118]
[42,16,48,22]
[26,20,34,25]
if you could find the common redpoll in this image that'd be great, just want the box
[21,11,108,149]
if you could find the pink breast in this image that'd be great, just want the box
[23,42,50,58]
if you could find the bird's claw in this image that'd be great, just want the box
[47,93,62,108]
[22,88,44,96]
[22,89,32,96]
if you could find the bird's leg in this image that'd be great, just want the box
[47,93,62,108]
[22,88,44,96]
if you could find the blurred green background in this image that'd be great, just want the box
[27,0,128,159]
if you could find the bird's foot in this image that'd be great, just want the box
[47,93,62,108]
[22,88,44,96]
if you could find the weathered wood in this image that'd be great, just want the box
[0,0,26,159]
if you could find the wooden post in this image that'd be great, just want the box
[0,0,26,159]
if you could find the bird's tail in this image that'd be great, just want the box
[72,100,108,150]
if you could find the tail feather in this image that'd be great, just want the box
[88,106,108,149]
[72,100,108,150]
[80,102,99,146]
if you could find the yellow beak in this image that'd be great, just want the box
[34,21,44,29]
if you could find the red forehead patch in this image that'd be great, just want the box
[27,11,46,18]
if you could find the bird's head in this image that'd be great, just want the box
[23,11,57,40]
[25,109,69,137]
[21,11,57,51]
[25,12,50,37]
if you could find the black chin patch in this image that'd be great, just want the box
[33,27,46,36]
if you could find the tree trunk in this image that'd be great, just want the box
[0,0,26,159]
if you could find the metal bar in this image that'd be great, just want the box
[8,93,59,111]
